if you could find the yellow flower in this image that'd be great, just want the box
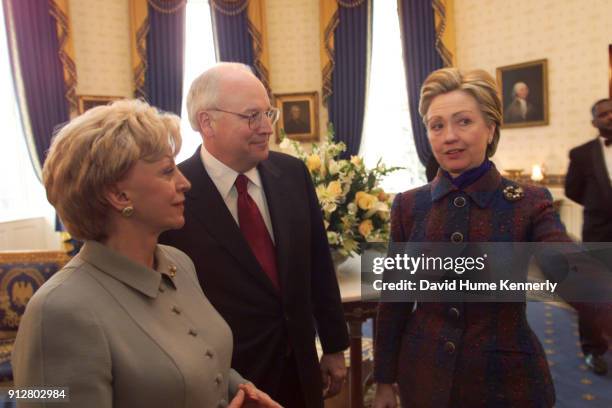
[355,191,378,210]
[377,210,390,221]
[350,155,363,166]
[326,181,343,197]
[306,154,322,172]
[377,191,389,202]
[358,219,373,237]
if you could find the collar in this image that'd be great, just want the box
[430,163,502,208]
[78,241,176,298]
[200,144,263,197]
[442,159,493,189]
[599,135,612,147]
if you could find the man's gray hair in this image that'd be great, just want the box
[186,62,255,131]
[511,81,528,98]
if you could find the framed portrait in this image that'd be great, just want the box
[497,59,549,128]
[274,92,319,142]
[77,95,122,114]
[609,44,611,97]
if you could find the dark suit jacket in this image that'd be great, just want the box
[504,98,537,123]
[374,166,564,407]
[160,148,349,408]
[565,138,612,242]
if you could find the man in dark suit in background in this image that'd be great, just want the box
[565,98,612,375]
[160,62,348,407]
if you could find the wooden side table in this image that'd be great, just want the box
[337,256,378,408]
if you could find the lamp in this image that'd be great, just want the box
[531,164,545,183]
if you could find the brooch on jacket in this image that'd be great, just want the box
[503,185,524,202]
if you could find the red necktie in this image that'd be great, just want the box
[235,174,280,290]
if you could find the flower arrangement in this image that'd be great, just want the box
[279,126,402,259]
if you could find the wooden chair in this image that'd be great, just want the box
[0,251,70,383]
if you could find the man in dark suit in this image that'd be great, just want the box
[160,63,349,407]
[565,98,612,375]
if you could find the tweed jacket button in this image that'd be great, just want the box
[215,373,223,385]
[448,307,460,319]
[188,328,198,337]
[453,196,466,208]
[217,399,228,407]
[444,341,456,354]
[171,305,181,314]
[168,265,177,278]
[205,349,214,359]
[158,285,165,293]
[450,232,464,243]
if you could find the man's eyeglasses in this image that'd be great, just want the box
[210,108,280,130]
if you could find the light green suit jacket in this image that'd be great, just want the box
[13,241,247,407]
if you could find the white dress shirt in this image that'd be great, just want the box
[598,136,612,184]
[518,99,528,120]
[200,144,275,242]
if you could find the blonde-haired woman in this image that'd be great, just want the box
[13,99,280,408]
[373,68,572,407]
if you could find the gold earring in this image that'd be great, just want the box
[121,206,134,217]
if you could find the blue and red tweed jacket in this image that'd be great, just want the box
[374,165,569,408]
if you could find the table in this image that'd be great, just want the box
[336,256,378,408]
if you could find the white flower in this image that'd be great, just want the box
[323,202,337,213]
[328,160,340,175]
[327,231,339,245]
[279,138,292,150]
[347,202,357,215]
[365,201,390,218]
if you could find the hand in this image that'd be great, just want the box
[228,389,245,408]
[372,383,397,408]
[320,352,347,399]
[239,383,283,408]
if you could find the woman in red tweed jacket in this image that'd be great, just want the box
[373,68,569,407]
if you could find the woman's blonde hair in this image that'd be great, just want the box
[419,68,502,157]
[43,99,181,241]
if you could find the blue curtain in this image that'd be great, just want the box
[211,3,254,66]
[3,0,69,171]
[209,0,275,93]
[328,1,370,159]
[398,0,443,166]
[144,1,186,116]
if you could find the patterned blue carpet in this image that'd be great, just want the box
[527,301,612,407]
[0,302,608,407]
[362,301,612,407]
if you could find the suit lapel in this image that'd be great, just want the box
[258,159,293,296]
[179,149,279,295]
[590,139,612,203]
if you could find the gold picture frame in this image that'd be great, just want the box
[274,92,319,143]
[77,95,123,114]
[497,59,549,128]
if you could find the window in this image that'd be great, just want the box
[176,0,217,163]
[0,4,54,223]
[359,1,426,193]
